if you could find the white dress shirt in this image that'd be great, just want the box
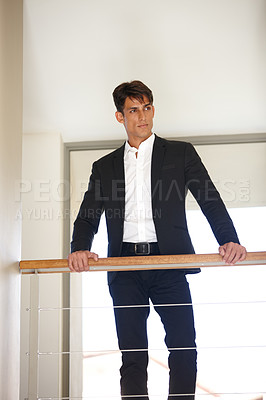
[123,134,157,243]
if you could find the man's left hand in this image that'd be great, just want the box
[219,242,247,265]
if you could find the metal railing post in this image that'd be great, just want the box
[28,272,40,400]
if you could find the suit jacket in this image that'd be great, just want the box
[71,135,240,274]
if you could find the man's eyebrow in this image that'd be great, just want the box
[129,103,151,110]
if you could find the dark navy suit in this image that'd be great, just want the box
[71,135,240,399]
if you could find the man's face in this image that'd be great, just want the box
[115,96,155,146]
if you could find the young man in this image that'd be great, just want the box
[68,80,246,400]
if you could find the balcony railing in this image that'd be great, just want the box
[20,251,266,274]
[19,251,266,400]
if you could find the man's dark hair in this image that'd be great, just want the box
[113,80,153,114]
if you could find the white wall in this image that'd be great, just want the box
[23,0,266,142]
[21,133,64,260]
[0,0,23,398]
[20,133,64,399]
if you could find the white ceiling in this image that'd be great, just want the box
[23,0,266,143]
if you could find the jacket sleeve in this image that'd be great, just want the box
[184,142,240,246]
[71,162,104,253]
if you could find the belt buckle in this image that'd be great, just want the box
[135,242,150,255]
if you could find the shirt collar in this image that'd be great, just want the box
[124,133,155,156]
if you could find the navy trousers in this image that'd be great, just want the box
[108,247,197,400]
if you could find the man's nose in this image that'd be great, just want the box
[138,110,145,120]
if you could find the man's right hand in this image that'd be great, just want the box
[68,250,99,273]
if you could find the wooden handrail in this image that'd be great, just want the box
[19,251,266,274]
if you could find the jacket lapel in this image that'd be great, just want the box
[151,135,166,208]
[112,143,126,214]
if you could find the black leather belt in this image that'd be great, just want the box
[122,242,159,256]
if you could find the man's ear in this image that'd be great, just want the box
[115,111,124,124]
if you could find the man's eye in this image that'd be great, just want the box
[145,106,151,111]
